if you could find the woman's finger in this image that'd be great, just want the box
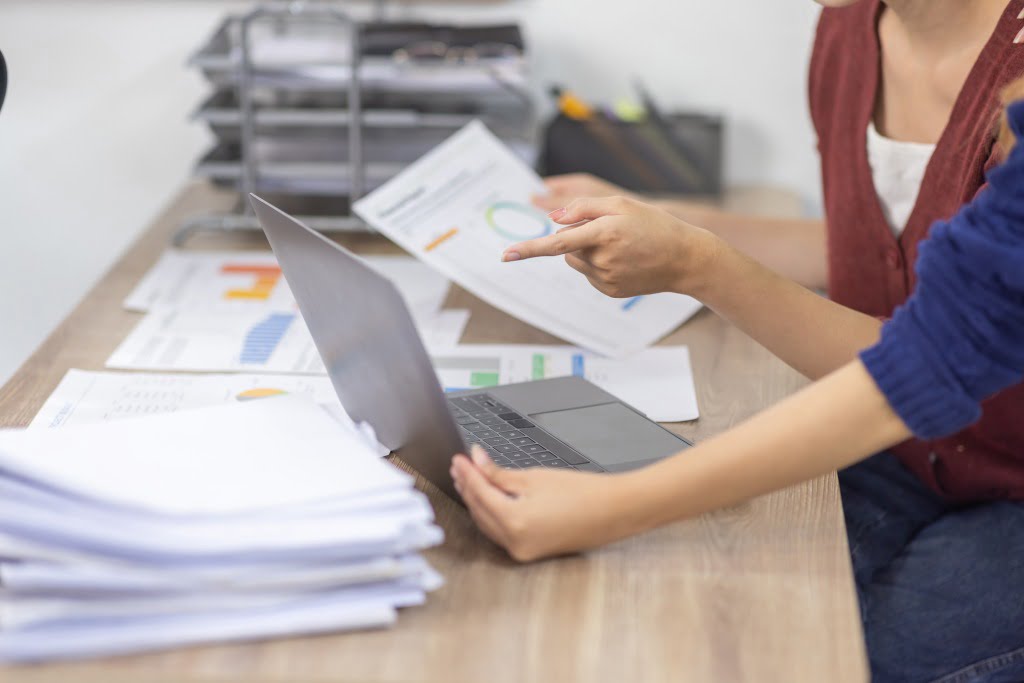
[456,451,519,515]
[565,252,599,278]
[469,446,527,497]
[531,192,570,212]
[457,475,512,547]
[555,220,590,234]
[550,196,637,225]
[502,221,603,262]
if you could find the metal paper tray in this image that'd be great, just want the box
[193,89,532,142]
[196,137,537,197]
[190,17,529,95]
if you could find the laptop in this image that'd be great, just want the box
[250,195,692,502]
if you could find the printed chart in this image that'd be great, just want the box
[29,370,343,429]
[107,308,469,374]
[124,250,451,318]
[431,345,699,422]
[355,121,702,356]
[484,201,552,241]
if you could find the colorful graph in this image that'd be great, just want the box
[239,313,295,365]
[621,296,644,311]
[425,227,459,252]
[222,263,283,301]
[236,387,289,402]
[485,201,552,241]
[434,355,501,392]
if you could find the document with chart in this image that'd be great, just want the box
[124,250,451,318]
[432,345,699,422]
[106,307,469,374]
[354,121,703,357]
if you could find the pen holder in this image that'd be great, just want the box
[539,111,724,198]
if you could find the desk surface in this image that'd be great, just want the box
[0,183,867,683]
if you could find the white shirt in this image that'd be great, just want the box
[866,121,937,237]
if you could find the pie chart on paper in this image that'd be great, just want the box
[485,201,552,241]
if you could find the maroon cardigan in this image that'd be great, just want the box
[809,0,1024,502]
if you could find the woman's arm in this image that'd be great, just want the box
[533,174,829,289]
[656,201,829,291]
[505,197,879,380]
[451,359,908,562]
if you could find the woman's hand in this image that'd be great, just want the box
[532,173,641,213]
[450,446,641,562]
[503,196,725,299]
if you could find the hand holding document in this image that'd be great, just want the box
[0,397,442,662]
[353,121,703,357]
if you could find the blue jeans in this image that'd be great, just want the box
[839,452,1024,682]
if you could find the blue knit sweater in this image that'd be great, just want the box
[860,100,1024,439]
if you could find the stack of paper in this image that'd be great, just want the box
[0,396,442,662]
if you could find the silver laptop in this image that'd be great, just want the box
[251,195,692,502]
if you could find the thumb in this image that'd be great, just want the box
[470,445,527,495]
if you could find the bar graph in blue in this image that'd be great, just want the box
[239,313,295,365]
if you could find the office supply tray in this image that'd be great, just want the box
[196,136,537,197]
[194,89,530,143]
[190,16,529,96]
[176,2,535,244]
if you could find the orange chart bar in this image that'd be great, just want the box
[221,263,283,301]
[424,227,459,252]
[221,264,282,276]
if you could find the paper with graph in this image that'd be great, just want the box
[29,369,338,426]
[124,250,451,318]
[106,307,469,374]
[432,345,699,422]
[353,121,702,357]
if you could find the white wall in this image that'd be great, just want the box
[0,0,822,387]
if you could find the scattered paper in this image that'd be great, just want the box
[106,307,469,374]
[433,345,699,422]
[125,250,451,318]
[30,369,337,428]
[354,121,703,357]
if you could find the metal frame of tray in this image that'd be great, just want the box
[176,1,534,246]
[176,1,366,245]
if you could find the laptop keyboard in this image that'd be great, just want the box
[447,393,603,472]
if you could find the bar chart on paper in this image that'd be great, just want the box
[239,313,297,365]
[354,122,702,357]
[431,345,700,422]
[124,250,452,317]
[107,309,327,374]
[222,263,284,301]
[434,355,502,392]
[107,307,469,375]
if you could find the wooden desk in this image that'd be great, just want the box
[0,183,867,682]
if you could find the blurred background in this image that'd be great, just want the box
[0,0,821,386]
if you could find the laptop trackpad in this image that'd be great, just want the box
[529,403,688,472]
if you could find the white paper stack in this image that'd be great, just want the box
[0,396,442,662]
